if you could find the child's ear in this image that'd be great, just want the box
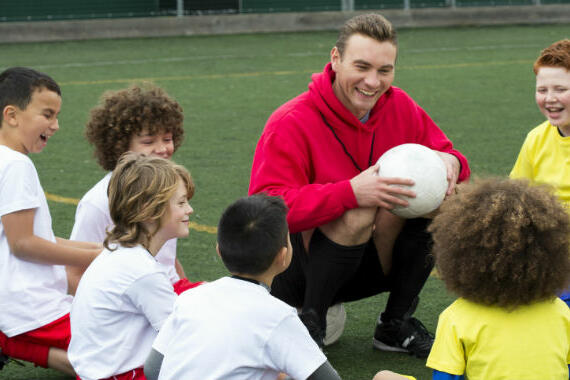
[216,243,222,258]
[277,246,288,269]
[2,105,18,127]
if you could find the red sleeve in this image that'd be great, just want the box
[249,122,358,233]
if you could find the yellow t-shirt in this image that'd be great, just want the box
[426,298,570,380]
[510,120,570,211]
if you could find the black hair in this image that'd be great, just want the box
[217,194,289,275]
[0,67,61,124]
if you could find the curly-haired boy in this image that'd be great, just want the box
[426,178,570,380]
[68,84,199,295]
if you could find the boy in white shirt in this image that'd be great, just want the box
[145,194,337,380]
[69,153,195,380]
[67,85,201,295]
[0,67,101,375]
[145,195,413,380]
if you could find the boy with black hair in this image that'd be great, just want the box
[145,194,337,380]
[0,67,101,375]
[145,194,412,380]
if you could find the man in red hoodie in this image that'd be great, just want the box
[249,13,470,358]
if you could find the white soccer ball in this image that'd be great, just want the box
[376,143,448,218]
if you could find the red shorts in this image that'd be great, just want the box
[173,278,203,295]
[78,367,146,380]
[0,313,71,368]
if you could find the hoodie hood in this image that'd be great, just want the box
[308,62,392,134]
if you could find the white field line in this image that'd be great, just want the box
[11,42,544,71]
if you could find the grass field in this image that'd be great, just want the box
[1,22,569,380]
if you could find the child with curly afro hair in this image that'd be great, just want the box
[68,84,201,295]
[426,178,570,380]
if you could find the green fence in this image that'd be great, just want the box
[240,0,447,11]
[1,0,162,21]
[0,0,568,21]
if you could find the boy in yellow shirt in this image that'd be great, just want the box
[510,39,570,306]
[511,39,570,207]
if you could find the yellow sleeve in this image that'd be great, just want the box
[426,306,466,375]
[510,133,534,180]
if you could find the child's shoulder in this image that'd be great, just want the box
[444,297,570,321]
[439,298,495,324]
[77,172,112,207]
[0,145,34,167]
[553,297,570,317]
[0,146,38,186]
[80,246,168,295]
[527,120,557,139]
[110,244,156,262]
[177,277,296,317]
[93,245,164,278]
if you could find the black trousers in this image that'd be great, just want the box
[271,218,434,328]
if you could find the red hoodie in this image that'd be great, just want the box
[249,63,470,233]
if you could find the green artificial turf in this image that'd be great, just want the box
[0,23,568,379]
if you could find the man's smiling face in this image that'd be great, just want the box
[331,33,397,119]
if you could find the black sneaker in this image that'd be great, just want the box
[373,316,434,358]
[299,309,325,348]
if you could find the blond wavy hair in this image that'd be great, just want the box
[104,152,194,251]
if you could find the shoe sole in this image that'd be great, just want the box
[373,338,431,358]
[372,337,410,354]
[324,303,346,346]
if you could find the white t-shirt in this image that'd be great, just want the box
[70,172,180,283]
[153,276,327,380]
[0,145,72,337]
[68,245,177,380]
